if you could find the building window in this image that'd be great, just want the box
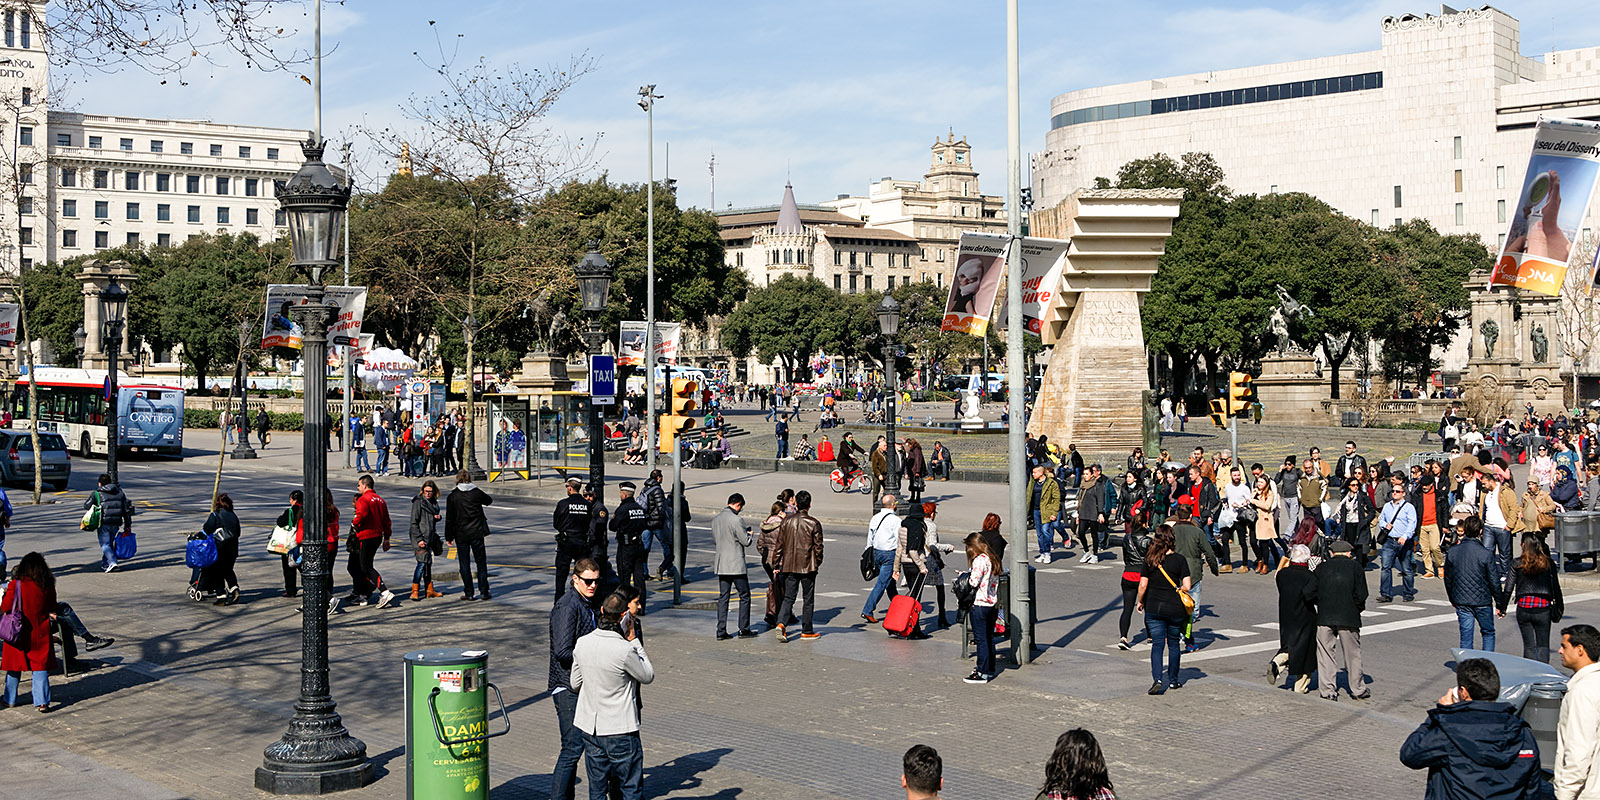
[150,140,166,153]
[1455,203,1464,226]
[937,271,944,287]
[60,167,75,187]
[833,250,841,266]
[88,135,102,149]
[834,275,842,291]
[244,178,258,197]
[17,126,30,146]
[1393,185,1402,208]
[157,203,170,221]
[19,11,28,48]
[1496,166,1505,189]
[1498,233,1506,250]
[238,146,251,159]
[18,227,31,245]
[1498,199,1507,223]
[94,201,108,219]
[735,252,743,268]
[1394,217,1402,227]
[156,173,170,192]
[216,177,229,195]
[17,197,29,215]
[18,87,27,106]
[1371,209,1379,226]
[18,164,29,184]
[267,147,279,160]
[849,252,857,267]
[865,252,873,267]
[849,275,858,294]
[180,142,193,155]
[93,169,108,189]
[209,144,222,156]
[62,229,76,248]
[119,138,132,151]
[125,171,140,190]
[94,230,108,249]
[126,202,139,220]
[273,180,286,197]
[157,233,171,247]
[245,208,259,225]
[274,209,286,226]
[1453,136,1463,159]
[887,276,896,289]
[864,276,873,291]
[186,175,200,193]
[126,232,139,245]
[936,249,945,262]
[1454,170,1463,192]
[19,258,29,269]
[217,207,230,224]
[187,205,200,223]
[62,199,76,217]
[1051,70,1383,129]
[55,133,69,147]
[3,11,11,48]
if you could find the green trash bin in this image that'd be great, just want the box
[404,648,510,800]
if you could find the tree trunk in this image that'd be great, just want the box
[192,359,210,396]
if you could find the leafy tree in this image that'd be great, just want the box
[721,276,842,380]
[1372,220,1487,390]
[145,232,291,391]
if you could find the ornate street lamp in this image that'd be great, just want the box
[72,325,86,365]
[461,312,486,480]
[99,278,128,483]
[575,240,614,502]
[255,137,369,795]
[232,319,258,460]
[877,294,901,509]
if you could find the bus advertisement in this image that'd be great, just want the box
[11,368,185,458]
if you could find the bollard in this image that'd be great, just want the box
[404,648,510,800]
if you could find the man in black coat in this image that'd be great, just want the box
[610,481,651,600]
[551,478,593,601]
[1401,658,1551,800]
[1305,539,1369,700]
[254,408,271,449]
[1335,440,1368,483]
[548,558,601,800]
[445,470,495,601]
[1444,517,1499,652]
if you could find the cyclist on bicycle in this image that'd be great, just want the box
[836,431,866,482]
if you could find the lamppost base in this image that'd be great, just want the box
[232,444,259,460]
[254,758,372,795]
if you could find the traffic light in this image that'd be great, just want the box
[659,378,698,454]
[1228,371,1257,416]
[1209,399,1227,428]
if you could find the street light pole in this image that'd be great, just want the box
[462,313,486,480]
[255,136,369,795]
[878,295,901,507]
[233,319,258,460]
[341,141,352,469]
[99,279,127,483]
[638,85,661,459]
[1004,0,1033,664]
[575,241,615,505]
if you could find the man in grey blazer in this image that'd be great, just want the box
[712,493,757,640]
[571,592,655,800]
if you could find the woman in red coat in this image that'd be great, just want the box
[3,551,57,711]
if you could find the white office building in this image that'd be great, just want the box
[0,1,306,275]
[1033,5,1600,259]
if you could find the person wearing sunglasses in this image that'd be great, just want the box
[549,558,603,800]
[1376,485,1418,603]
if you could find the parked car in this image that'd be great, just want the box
[0,429,71,490]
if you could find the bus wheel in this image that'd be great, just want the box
[80,433,92,458]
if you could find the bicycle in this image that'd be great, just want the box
[829,467,872,494]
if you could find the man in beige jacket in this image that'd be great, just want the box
[1556,624,1600,799]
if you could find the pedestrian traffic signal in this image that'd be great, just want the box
[1209,399,1227,428]
[1228,372,1256,416]
[660,378,698,454]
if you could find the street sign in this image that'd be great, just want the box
[590,355,616,406]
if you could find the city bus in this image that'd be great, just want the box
[10,367,185,458]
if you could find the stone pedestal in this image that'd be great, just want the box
[75,259,137,371]
[1254,352,1331,423]
[511,352,573,404]
[1464,270,1564,416]
[1030,291,1148,451]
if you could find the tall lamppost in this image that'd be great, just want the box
[72,325,86,366]
[232,319,258,460]
[99,278,127,483]
[878,295,901,508]
[638,85,661,458]
[575,241,614,502]
[254,137,370,795]
[461,312,486,480]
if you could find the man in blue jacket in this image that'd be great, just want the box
[1401,657,1551,800]
[1444,517,1500,652]
[548,558,601,800]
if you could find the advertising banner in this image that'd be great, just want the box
[0,303,19,347]
[356,347,418,392]
[1490,117,1600,296]
[617,321,682,366]
[261,285,369,349]
[994,236,1072,337]
[941,233,1009,336]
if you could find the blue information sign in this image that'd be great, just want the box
[589,355,616,406]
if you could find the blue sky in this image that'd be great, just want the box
[59,1,1600,212]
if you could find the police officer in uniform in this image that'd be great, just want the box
[611,481,651,602]
[552,478,593,600]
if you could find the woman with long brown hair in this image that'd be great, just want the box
[1135,524,1190,695]
[963,531,1001,684]
[3,552,57,711]
[1499,535,1563,662]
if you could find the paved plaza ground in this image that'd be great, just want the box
[0,418,1576,799]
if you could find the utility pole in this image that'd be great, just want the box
[341,141,352,469]
[638,86,662,458]
[1004,0,1033,665]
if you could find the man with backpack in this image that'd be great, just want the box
[641,470,671,582]
[84,473,134,573]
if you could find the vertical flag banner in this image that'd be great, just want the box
[1490,117,1600,296]
[262,285,368,349]
[618,322,682,366]
[941,233,1010,336]
[995,237,1072,337]
[0,303,20,347]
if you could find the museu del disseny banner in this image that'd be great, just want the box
[1490,117,1600,297]
[941,232,1009,336]
[0,303,19,348]
[261,285,368,349]
[994,236,1072,337]
[617,321,681,366]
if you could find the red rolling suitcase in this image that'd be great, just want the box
[882,573,926,637]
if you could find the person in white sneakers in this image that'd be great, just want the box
[1030,465,1062,564]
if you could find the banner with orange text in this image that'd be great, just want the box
[1490,117,1600,296]
[941,233,1009,336]
[995,237,1072,337]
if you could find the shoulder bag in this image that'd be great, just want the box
[81,491,102,531]
[1157,560,1196,615]
[267,523,297,555]
[859,546,880,581]
[0,584,26,647]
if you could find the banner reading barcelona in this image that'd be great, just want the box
[941,232,1009,336]
[1490,117,1600,297]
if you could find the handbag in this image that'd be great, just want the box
[1538,509,1556,530]
[0,584,26,648]
[1157,561,1196,615]
[860,546,880,581]
[1238,504,1258,523]
[428,532,444,556]
[345,529,360,554]
[185,531,218,569]
[267,524,296,555]
[113,530,137,560]
[951,570,976,606]
[81,491,102,531]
